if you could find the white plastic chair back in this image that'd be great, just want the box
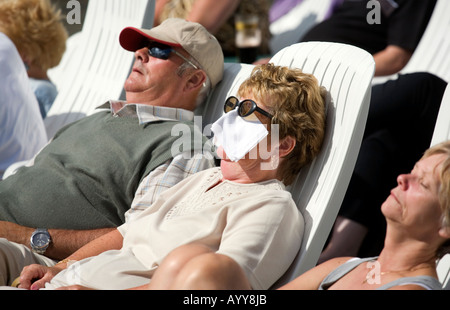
[437,255,450,290]
[45,0,155,139]
[269,0,333,54]
[430,85,450,148]
[269,42,375,286]
[431,84,450,289]
[199,42,375,287]
[48,31,81,92]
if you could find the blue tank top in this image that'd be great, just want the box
[319,257,442,290]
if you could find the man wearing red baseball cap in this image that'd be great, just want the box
[120,18,223,88]
[0,18,224,286]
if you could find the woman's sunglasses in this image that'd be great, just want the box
[224,96,273,121]
[147,42,199,70]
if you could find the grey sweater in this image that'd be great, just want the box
[0,111,207,229]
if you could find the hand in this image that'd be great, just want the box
[18,264,63,290]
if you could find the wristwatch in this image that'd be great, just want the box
[30,228,51,254]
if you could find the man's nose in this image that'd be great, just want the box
[135,47,149,62]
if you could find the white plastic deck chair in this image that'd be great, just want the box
[269,0,333,54]
[437,255,450,290]
[430,85,450,290]
[430,85,450,147]
[268,42,375,286]
[373,0,450,85]
[198,42,375,288]
[45,0,155,139]
[47,31,82,93]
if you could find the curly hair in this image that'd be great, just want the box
[238,63,327,185]
[0,0,68,71]
[422,140,450,259]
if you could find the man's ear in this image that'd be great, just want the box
[184,70,207,91]
[278,136,296,158]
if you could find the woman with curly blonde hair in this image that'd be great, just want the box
[0,0,68,118]
[236,63,327,185]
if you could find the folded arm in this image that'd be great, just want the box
[1,152,215,260]
[0,221,114,260]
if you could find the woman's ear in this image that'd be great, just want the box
[184,70,207,91]
[439,226,450,239]
[278,135,296,158]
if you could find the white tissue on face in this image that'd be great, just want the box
[211,109,268,161]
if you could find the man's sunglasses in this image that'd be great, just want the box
[147,42,199,70]
[224,96,273,121]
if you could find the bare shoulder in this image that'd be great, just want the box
[278,257,354,290]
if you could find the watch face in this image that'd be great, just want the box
[32,232,50,248]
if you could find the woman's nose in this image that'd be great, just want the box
[397,173,409,189]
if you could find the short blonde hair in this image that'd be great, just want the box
[422,140,450,258]
[238,64,327,185]
[422,141,450,227]
[0,0,68,71]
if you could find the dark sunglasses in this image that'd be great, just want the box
[224,96,273,120]
[147,42,199,69]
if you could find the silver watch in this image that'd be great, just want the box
[30,228,51,254]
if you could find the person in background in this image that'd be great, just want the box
[0,0,68,118]
[0,33,47,180]
[300,0,436,76]
[257,0,436,75]
[154,0,272,59]
[155,0,241,35]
